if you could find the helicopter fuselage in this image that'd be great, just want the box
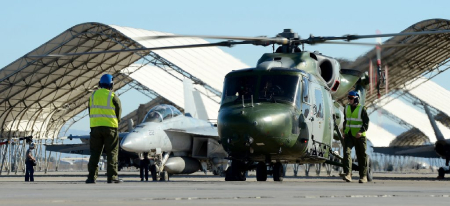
[218,52,337,165]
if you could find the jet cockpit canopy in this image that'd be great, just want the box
[143,104,183,123]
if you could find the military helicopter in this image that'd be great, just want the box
[33,27,450,182]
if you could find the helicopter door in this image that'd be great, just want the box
[311,86,325,143]
[301,77,313,146]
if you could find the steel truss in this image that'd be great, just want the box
[345,19,450,110]
[2,19,450,173]
[0,22,222,173]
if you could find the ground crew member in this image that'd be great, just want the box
[86,74,122,184]
[140,152,150,181]
[25,142,36,182]
[342,91,369,183]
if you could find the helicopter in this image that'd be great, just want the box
[30,26,450,182]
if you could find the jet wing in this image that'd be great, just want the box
[165,128,219,139]
[46,144,91,155]
[67,132,129,140]
[373,145,438,158]
[47,133,130,155]
[67,134,90,140]
[65,132,129,144]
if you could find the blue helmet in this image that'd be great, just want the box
[348,91,359,97]
[99,74,114,89]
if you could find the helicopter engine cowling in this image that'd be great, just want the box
[311,52,341,92]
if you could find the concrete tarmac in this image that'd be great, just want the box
[0,171,449,206]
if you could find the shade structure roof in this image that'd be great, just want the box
[346,19,450,108]
[2,19,450,142]
[405,77,450,117]
[389,128,430,147]
[0,22,247,141]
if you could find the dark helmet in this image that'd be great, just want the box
[29,142,35,149]
[99,74,114,89]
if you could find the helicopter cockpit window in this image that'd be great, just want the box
[295,79,302,110]
[259,75,299,103]
[222,75,258,105]
[302,76,309,103]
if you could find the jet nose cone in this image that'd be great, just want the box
[120,133,146,152]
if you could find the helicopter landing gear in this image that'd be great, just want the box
[273,162,284,181]
[293,164,300,177]
[315,163,322,175]
[256,162,267,181]
[225,160,246,181]
[325,162,333,176]
[304,164,311,176]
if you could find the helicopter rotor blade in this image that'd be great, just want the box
[319,41,412,47]
[135,35,289,45]
[300,29,450,44]
[26,41,250,58]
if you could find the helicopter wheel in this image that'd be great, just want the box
[225,161,246,181]
[256,162,267,181]
[273,162,284,182]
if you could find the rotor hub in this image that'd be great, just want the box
[277,29,300,40]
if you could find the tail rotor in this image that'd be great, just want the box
[369,30,389,99]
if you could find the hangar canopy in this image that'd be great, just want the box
[348,19,450,108]
[2,19,450,144]
[0,22,247,141]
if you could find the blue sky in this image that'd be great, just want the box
[1,0,449,135]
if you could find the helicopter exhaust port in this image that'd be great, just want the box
[313,53,341,90]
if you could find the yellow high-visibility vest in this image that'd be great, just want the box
[89,88,118,128]
[344,104,366,137]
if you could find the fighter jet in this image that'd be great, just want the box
[373,101,450,178]
[47,80,228,179]
[119,79,228,181]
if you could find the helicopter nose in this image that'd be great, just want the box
[120,132,147,152]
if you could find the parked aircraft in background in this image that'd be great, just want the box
[120,79,228,181]
[373,102,450,178]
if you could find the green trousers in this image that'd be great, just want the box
[87,126,119,181]
[343,132,367,178]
